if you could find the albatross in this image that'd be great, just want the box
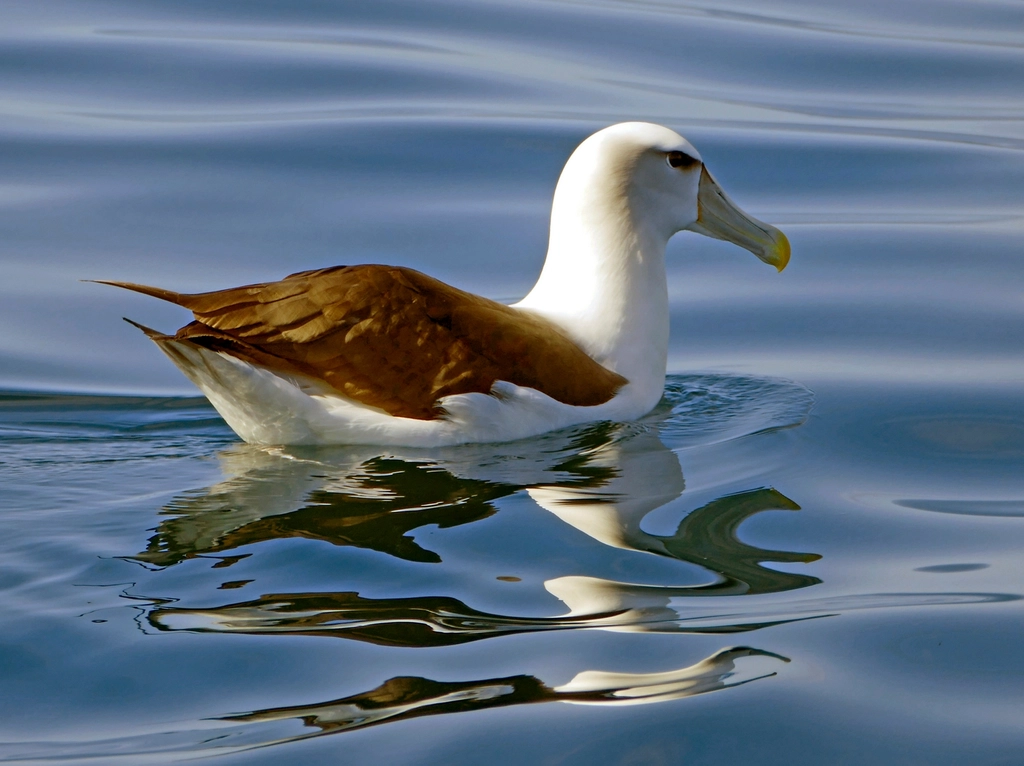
[97,122,789,446]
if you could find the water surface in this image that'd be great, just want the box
[1,1,1023,763]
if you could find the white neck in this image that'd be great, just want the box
[514,149,673,409]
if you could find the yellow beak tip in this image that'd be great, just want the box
[772,231,791,273]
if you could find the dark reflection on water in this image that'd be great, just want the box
[146,483,824,644]
[138,443,817,582]
[0,648,789,761]
[150,580,1017,647]
[628,487,820,593]
[221,647,789,743]
[137,456,514,567]
[154,589,614,647]
[146,483,823,645]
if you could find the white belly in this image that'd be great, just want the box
[157,340,657,446]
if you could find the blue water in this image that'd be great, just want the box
[2,1,1024,763]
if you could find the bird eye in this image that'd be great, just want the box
[666,151,698,169]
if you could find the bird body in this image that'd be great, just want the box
[99,122,789,446]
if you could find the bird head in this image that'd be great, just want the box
[560,122,790,271]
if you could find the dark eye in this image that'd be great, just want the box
[666,151,698,169]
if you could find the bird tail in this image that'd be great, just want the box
[120,316,172,340]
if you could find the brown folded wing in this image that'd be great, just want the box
[102,265,627,420]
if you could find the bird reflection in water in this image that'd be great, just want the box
[217,647,788,745]
[137,453,515,566]
[144,419,823,642]
[133,406,1013,749]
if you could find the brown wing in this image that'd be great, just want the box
[101,265,627,420]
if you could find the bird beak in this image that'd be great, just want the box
[687,167,790,272]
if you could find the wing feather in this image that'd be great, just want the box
[107,265,627,420]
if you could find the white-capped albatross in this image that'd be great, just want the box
[97,122,789,446]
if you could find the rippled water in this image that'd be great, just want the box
[2,1,1023,763]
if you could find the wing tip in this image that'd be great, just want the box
[88,279,185,305]
[122,316,170,340]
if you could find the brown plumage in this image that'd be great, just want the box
[98,265,627,420]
